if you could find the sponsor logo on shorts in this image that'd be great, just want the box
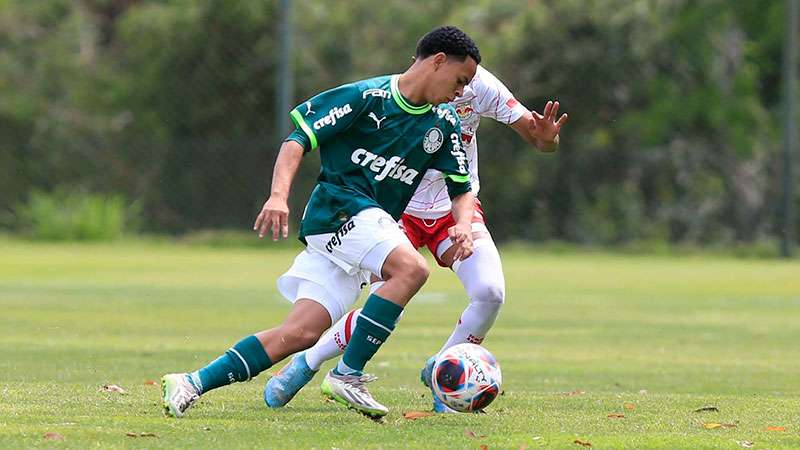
[313,104,353,130]
[423,127,444,154]
[350,148,420,185]
[325,219,356,253]
[366,334,383,346]
[506,98,519,108]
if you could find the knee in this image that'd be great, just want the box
[405,254,430,286]
[388,252,429,285]
[382,247,430,290]
[472,281,505,306]
[280,324,323,351]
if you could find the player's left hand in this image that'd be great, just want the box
[530,100,569,144]
[448,223,473,261]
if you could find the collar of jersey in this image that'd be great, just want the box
[391,75,432,115]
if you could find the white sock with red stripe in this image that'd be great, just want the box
[304,308,360,371]
[440,239,505,351]
[304,281,388,371]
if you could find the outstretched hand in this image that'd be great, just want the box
[530,100,569,144]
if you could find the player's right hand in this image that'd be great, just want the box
[448,222,474,261]
[254,196,290,241]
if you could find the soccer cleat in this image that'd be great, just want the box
[161,373,200,418]
[420,354,436,388]
[420,354,457,414]
[320,370,389,417]
[264,352,318,408]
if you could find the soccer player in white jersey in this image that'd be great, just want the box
[264,64,568,412]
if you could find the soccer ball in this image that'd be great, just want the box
[431,343,502,413]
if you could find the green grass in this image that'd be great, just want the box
[1,238,799,449]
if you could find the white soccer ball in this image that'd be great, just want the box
[431,343,502,412]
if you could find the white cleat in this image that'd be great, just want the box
[161,373,200,418]
[320,371,389,418]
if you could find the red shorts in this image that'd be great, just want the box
[400,199,486,267]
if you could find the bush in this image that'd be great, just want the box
[16,190,140,241]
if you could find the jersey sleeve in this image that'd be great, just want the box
[430,105,472,199]
[286,83,364,152]
[473,66,529,125]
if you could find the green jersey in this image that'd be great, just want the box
[287,74,471,241]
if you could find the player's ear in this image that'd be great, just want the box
[432,52,447,70]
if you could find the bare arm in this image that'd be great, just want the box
[510,100,568,153]
[447,192,475,261]
[253,140,305,240]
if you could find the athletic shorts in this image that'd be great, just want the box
[400,198,488,267]
[277,207,412,322]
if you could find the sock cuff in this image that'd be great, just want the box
[232,335,273,377]
[361,294,403,329]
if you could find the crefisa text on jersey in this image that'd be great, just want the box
[313,104,353,130]
[449,133,468,174]
[434,105,458,126]
[350,148,420,185]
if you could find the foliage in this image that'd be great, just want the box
[0,0,796,245]
[15,189,139,240]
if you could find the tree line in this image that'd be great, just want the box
[1,0,796,246]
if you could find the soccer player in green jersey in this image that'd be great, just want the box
[161,26,481,418]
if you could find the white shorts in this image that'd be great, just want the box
[276,207,412,322]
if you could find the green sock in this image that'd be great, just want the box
[189,335,272,394]
[337,294,403,375]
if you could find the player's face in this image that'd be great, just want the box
[427,54,477,104]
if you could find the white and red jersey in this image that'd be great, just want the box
[404,65,529,219]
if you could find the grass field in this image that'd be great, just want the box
[1,238,799,449]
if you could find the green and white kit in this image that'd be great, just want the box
[277,74,471,322]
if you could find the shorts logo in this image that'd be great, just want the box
[313,104,353,130]
[423,127,444,154]
[325,219,356,253]
[350,148,420,185]
[304,101,315,116]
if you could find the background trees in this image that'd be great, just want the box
[1,0,796,246]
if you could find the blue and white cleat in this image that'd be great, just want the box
[264,352,318,408]
[420,354,457,414]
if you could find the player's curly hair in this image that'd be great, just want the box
[415,26,481,64]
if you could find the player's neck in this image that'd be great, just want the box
[397,67,429,107]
